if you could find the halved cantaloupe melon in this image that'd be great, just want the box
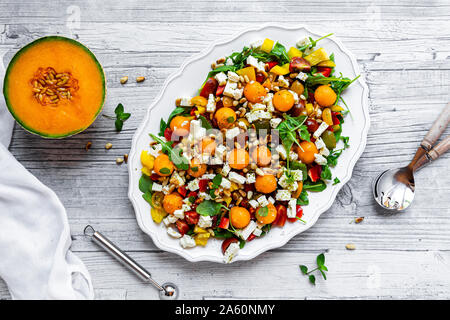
[3,36,106,138]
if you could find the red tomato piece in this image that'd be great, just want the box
[255,73,265,83]
[308,165,322,182]
[185,211,199,225]
[176,220,190,235]
[316,66,332,77]
[274,204,287,227]
[216,85,225,96]
[247,234,256,241]
[288,205,303,223]
[164,127,173,141]
[266,61,278,70]
[177,186,187,197]
[218,217,230,229]
[200,78,218,98]
[221,238,239,254]
[199,179,209,192]
[289,57,311,73]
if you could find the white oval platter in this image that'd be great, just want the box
[128,24,370,263]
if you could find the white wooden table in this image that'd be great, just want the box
[1,0,449,300]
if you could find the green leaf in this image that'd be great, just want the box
[213,228,235,239]
[341,136,350,149]
[159,119,168,137]
[296,190,309,206]
[227,116,235,123]
[158,107,190,136]
[297,33,333,52]
[119,112,131,121]
[142,191,152,205]
[159,167,171,175]
[212,174,222,188]
[291,161,307,181]
[320,165,332,180]
[196,200,228,216]
[320,265,328,272]
[114,103,124,115]
[300,265,308,274]
[239,239,246,249]
[115,119,123,132]
[327,149,343,167]
[298,125,310,142]
[258,206,269,217]
[270,42,290,64]
[319,269,327,280]
[317,253,325,267]
[198,115,212,129]
[303,179,327,192]
[333,177,340,185]
[149,134,189,170]
[309,275,316,285]
[139,174,153,193]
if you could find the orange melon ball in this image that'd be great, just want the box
[255,174,277,194]
[244,81,267,103]
[251,146,272,167]
[228,148,249,170]
[162,192,183,214]
[273,90,295,112]
[153,154,174,176]
[296,141,318,165]
[229,206,251,229]
[255,203,277,225]
[314,85,337,107]
[187,158,207,177]
[200,137,216,155]
[170,116,191,136]
[214,107,236,129]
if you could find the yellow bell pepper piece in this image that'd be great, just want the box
[322,108,333,126]
[287,46,302,59]
[305,103,314,115]
[269,63,290,76]
[140,150,155,169]
[304,48,329,66]
[236,66,256,81]
[224,196,232,207]
[230,182,239,191]
[141,166,152,176]
[151,207,167,224]
[194,225,208,234]
[191,95,208,107]
[317,59,336,68]
[194,232,210,246]
[261,38,274,53]
[194,106,206,116]
[331,105,345,112]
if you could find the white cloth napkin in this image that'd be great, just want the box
[0,48,94,299]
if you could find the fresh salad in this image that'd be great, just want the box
[139,34,358,263]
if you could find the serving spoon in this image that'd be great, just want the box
[373,103,450,211]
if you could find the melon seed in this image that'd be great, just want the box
[120,76,128,84]
[85,141,92,151]
[116,157,124,164]
[345,244,356,250]
[123,154,128,163]
[105,142,112,150]
[136,76,145,83]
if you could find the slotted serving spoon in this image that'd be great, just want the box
[373,103,450,210]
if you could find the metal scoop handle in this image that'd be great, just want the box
[84,225,163,290]
[412,135,450,172]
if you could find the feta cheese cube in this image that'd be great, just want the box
[225,58,233,66]
[215,72,228,85]
[187,178,200,191]
[228,172,246,185]
[173,209,185,219]
[222,163,231,176]
[198,215,212,228]
[245,110,271,123]
[278,173,298,191]
[240,220,257,240]
[296,72,308,82]
[162,185,171,194]
[291,169,303,181]
[152,183,163,192]
[313,122,329,139]
[320,145,330,157]
[257,195,269,207]
[268,196,275,204]
[163,215,178,226]
[198,192,211,200]
[190,119,206,140]
[270,118,282,129]
[182,203,191,212]
[216,144,227,158]
[223,242,239,263]
[227,71,240,83]
[276,145,287,160]
[180,235,196,248]
[220,177,231,190]
[289,151,298,161]
[206,93,216,112]
[296,37,309,47]
[226,127,240,140]
[180,97,193,107]
[232,87,244,100]
[251,103,266,111]
[170,171,185,186]
[276,189,291,201]
[314,153,328,165]
[249,199,259,209]
[201,174,216,180]
[289,90,299,103]
[223,81,238,97]
[250,39,264,48]
[278,75,290,87]
[287,198,297,218]
[167,227,182,238]
[315,138,326,150]
[148,144,162,158]
[253,228,263,237]
[246,172,256,184]
[246,55,265,72]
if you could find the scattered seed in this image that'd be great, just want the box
[105,142,113,150]
[124,154,128,163]
[345,243,356,250]
[136,76,145,83]
[116,157,124,165]
[85,141,92,151]
[120,76,128,84]
[355,217,364,224]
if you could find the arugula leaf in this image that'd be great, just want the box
[306,74,352,87]
[196,200,228,216]
[297,190,309,206]
[341,136,350,149]
[198,115,212,129]
[327,149,343,167]
[320,165,332,180]
[149,134,189,170]
[297,33,333,52]
[212,174,222,189]
[298,125,310,142]
[213,228,235,239]
[303,180,327,192]
[333,177,341,185]
[270,42,290,64]
[139,174,153,193]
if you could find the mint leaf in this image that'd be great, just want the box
[333,177,340,185]
[258,206,269,217]
[309,275,316,285]
[300,265,308,274]
[139,174,153,193]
